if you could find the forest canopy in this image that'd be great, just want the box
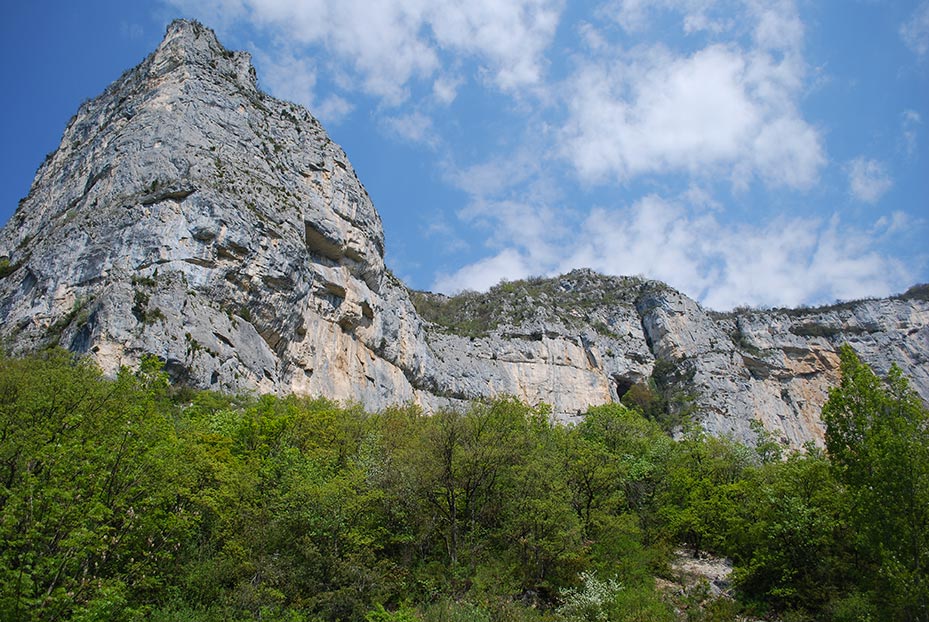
[0,346,926,621]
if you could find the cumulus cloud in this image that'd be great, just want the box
[563,46,758,179]
[602,0,652,33]
[433,248,533,293]
[428,0,562,90]
[167,0,563,103]
[433,195,913,309]
[561,1,824,189]
[875,210,913,237]
[901,1,929,58]
[458,198,569,264]
[604,0,801,45]
[446,150,544,198]
[750,0,804,52]
[847,157,893,204]
[559,197,719,297]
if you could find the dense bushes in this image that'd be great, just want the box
[1,347,926,621]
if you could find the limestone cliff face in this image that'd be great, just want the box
[0,20,432,407]
[411,274,929,447]
[1,20,926,447]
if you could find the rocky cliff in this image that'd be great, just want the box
[410,274,928,447]
[1,20,926,447]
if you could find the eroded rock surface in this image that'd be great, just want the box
[1,20,926,447]
[411,273,928,446]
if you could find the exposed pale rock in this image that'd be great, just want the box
[1,20,926,448]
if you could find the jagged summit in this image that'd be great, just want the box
[1,20,926,447]
[154,19,258,86]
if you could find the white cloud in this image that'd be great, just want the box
[459,198,568,264]
[433,248,533,293]
[162,0,920,308]
[560,39,824,189]
[698,214,909,309]
[432,74,463,105]
[602,0,652,32]
[428,0,562,91]
[750,116,823,189]
[750,0,804,52]
[604,0,787,40]
[901,1,929,58]
[683,184,723,211]
[848,157,893,204]
[382,111,440,147]
[168,0,563,103]
[902,109,921,156]
[421,218,471,254]
[875,210,912,237]
[559,196,718,297]
[433,195,913,309]
[251,48,352,123]
[603,0,725,34]
[446,151,542,197]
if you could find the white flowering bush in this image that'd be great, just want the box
[556,572,624,622]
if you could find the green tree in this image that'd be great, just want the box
[417,399,529,569]
[0,350,194,621]
[575,404,674,526]
[731,450,851,615]
[500,415,583,597]
[659,432,754,558]
[822,345,929,621]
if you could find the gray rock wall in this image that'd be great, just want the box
[1,20,926,448]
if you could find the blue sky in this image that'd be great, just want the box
[2,0,927,310]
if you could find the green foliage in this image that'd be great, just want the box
[556,571,674,622]
[131,289,166,325]
[409,272,648,338]
[44,296,93,346]
[366,603,419,622]
[897,282,929,302]
[1,347,925,621]
[556,572,624,622]
[823,345,929,621]
[0,256,17,279]
[658,432,755,558]
[718,348,929,621]
[642,357,698,433]
[0,350,190,621]
[729,450,850,613]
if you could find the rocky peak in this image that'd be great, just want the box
[151,19,257,88]
[0,20,395,392]
[1,20,926,449]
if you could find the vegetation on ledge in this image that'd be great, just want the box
[0,346,926,621]
[410,271,650,338]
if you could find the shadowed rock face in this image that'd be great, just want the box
[1,20,926,447]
